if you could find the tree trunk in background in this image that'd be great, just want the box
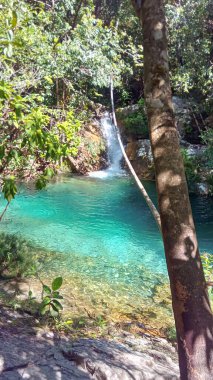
[71,0,84,30]
[131,1,213,379]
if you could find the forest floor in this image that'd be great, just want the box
[0,304,179,380]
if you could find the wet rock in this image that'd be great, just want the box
[117,104,140,118]
[125,139,155,180]
[180,140,206,157]
[125,137,210,193]
[195,183,209,196]
[172,96,191,138]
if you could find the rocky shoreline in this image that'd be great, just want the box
[0,304,179,379]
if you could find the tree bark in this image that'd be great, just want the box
[71,0,84,30]
[131,1,213,379]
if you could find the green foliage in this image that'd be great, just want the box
[40,277,63,317]
[202,128,213,168]
[0,83,81,195]
[165,326,177,342]
[166,0,212,102]
[0,0,137,104]
[206,174,213,196]
[0,233,33,278]
[202,253,213,282]
[95,315,107,328]
[118,98,149,137]
[181,149,201,186]
[201,253,213,305]
[2,177,17,202]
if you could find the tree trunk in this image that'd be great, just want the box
[131,1,213,379]
[71,0,84,30]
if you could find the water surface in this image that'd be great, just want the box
[0,176,212,300]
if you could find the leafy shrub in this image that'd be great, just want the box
[119,98,149,138]
[201,253,213,306]
[40,277,63,317]
[165,326,177,342]
[206,174,213,196]
[202,128,213,168]
[0,83,82,201]
[201,253,213,283]
[0,233,34,278]
[181,148,201,187]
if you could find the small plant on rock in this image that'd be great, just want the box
[40,276,63,317]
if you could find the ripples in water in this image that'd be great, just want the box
[0,176,212,297]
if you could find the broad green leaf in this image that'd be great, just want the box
[52,299,63,310]
[52,277,63,291]
[50,304,59,317]
[52,291,63,299]
[12,11,18,28]
[40,304,49,315]
[41,297,51,306]
[43,284,51,294]
[35,177,47,190]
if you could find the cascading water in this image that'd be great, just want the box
[89,114,125,178]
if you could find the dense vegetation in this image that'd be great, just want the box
[0,2,212,377]
[0,0,212,203]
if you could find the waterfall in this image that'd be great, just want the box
[89,114,124,178]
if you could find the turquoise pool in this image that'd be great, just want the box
[0,175,212,298]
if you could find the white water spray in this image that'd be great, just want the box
[89,114,124,178]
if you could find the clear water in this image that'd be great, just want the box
[0,175,212,299]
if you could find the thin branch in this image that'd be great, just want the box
[110,76,161,231]
[0,201,10,222]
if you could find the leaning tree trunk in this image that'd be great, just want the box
[131,1,213,379]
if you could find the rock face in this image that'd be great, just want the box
[180,140,206,157]
[63,337,179,380]
[125,139,155,180]
[67,120,107,174]
[195,183,209,196]
[124,138,212,195]
[0,306,179,380]
[172,96,191,139]
[0,333,180,380]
